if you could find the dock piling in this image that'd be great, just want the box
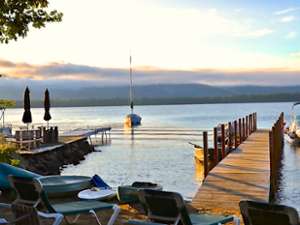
[269,112,284,202]
[203,131,209,178]
[221,124,226,158]
[213,127,218,164]
[234,120,238,149]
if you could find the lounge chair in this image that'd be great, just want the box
[0,163,40,189]
[117,182,162,204]
[0,202,63,225]
[8,176,120,225]
[126,189,239,225]
[239,200,300,225]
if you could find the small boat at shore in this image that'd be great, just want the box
[286,102,300,144]
[190,142,214,164]
[124,55,141,127]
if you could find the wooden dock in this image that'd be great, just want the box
[191,129,270,216]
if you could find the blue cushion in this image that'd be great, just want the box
[91,175,111,189]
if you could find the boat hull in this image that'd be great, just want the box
[124,113,142,127]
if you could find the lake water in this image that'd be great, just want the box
[4,102,299,206]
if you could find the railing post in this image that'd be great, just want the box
[246,115,249,138]
[228,122,233,150]
[269,129,274,201]
[221,124,226,158]
[234,120,238,149]
[254,113,257,131]
[250,114,253,133]
[213,127,218,164]
[239,118,242,145]
[242,117,245,141]
[203,131,209,178]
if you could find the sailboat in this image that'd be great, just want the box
[124,55,142,127]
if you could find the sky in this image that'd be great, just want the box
[1,0,300,86]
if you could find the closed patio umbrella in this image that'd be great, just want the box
[43,89,51,128]
[22,87,32,127]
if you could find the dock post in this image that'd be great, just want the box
[249,114,253,133]
[254,113,257,131]
[221,124,226,158]
[269,128,274,202]
[252,113,254,133]
[280,112,284,147]
[234,120,238,149]
[213,127,218,164]
[238,118,242,145]
[203,131,209,178]
[246,115,249,137]
[242,117,245,142]
[228,122,233,150]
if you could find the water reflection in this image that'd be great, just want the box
[123,126,135,142]
[62,126,200,199]
[3,102,293,200]
[277,139,300,212]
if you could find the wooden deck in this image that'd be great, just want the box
[17,136,85,155]
[191,129,270,216]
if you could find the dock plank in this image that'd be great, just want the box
[191,129,270,217]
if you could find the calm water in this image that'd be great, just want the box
[4,102,300,205]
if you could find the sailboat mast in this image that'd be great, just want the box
[129,55,134,114]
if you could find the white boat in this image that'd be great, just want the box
[286,102,300,144]
[124,55,142,127]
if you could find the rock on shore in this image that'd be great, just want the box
[20,137,94,175]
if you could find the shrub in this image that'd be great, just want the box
[0,135,19,166]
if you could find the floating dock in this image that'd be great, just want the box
[61,127,111,146]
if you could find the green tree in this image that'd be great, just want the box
[0,99,15,108]
[0,0,62,43]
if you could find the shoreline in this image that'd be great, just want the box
[7,98,296,109]
[18,136,94,175]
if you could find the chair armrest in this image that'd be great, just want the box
[38,211,63,225]
[0,204,10,225]
[0,203,11,209]
[0,218,8,224]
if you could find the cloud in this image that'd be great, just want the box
[236,28,274,38]
[285,31,297,39]
[0,1,283,70]
[1,59,300,86]
[290,52,300,58]
[279,15,296,23]
[274,7,300,15]
[0,59,16,68]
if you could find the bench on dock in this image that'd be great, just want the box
[13,129,43,150]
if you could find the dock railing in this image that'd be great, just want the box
[202,112,257,178]
[269,112,284,202]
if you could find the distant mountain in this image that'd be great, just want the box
[0,83,235,100]
[227,85,300,95]
[1,83,300,107]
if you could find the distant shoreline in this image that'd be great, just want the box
[10,93,298,108]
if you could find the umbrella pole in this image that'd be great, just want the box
[26,123,31,151]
